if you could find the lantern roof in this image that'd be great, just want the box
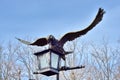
[34,49,63,56]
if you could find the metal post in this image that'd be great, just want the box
[56,73,59,80]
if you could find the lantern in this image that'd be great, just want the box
[34,49,61,76]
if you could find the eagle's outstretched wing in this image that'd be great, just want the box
[59,8,105,47]
[16,37,48,46]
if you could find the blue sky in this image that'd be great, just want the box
[0,0,120,45]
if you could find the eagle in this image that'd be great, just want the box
[16,8,105,60]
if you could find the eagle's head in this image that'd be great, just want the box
[48,35,55,43]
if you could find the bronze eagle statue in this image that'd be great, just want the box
[16,8,105,60]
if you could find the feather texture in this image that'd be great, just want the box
[59,8,105,46]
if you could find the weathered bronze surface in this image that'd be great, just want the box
[16,8,105,60]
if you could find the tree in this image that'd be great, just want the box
[90,40,120,80]
[0,45,2,80]
[0,37,120,80]
[61,40,89,80]
[61,39,120,80]
[0,42,22,80]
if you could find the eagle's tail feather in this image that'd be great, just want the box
[15,37,31,45]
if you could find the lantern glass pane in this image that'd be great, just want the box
[51,53,59,69]
[39,53,50,69]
